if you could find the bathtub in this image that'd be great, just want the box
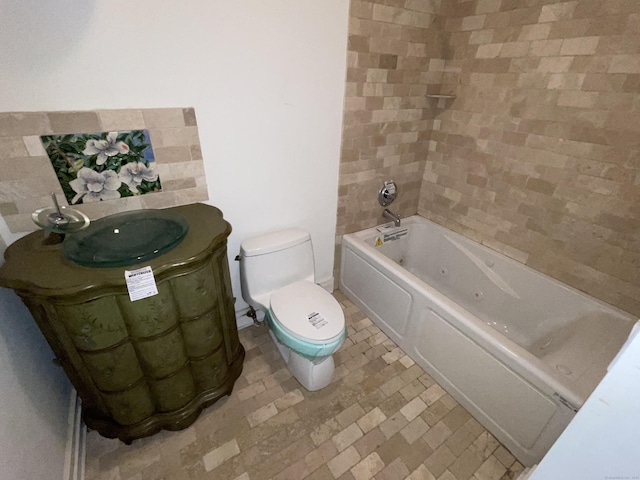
[339,215,637,466]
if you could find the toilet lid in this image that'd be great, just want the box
[270,281,345,344]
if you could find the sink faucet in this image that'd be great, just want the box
[382,208,401,227]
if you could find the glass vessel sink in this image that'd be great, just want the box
[63,209,189,268]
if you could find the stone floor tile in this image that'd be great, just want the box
[423,420,453,450]
[356,406,387,433]
[375,457,410,480]
[421,384,447,406]
[470,432,500,460]
[375,432,411,466]
[448,449,484,480]
[305,440,339,472]
[378,391,409,417]
[350,452,385,480]
[379,411,409,439]
[441,406,472,432]
[358,389,386,412]
[327,445,362,478]
[503,461,525,479]
[399,354,415,368]
[422,400,451,427]
[492,445,515,469]
[473,455,507,480]
[254,384,287,407]
[400,397,428,421]
[336,403,367,428]
[304,465,335,480]
[425,445,457,478]
[379,374,407,397]
[400,364,424,384]
[400,378,427,401]
[246,402,279,427]
[345,352,371,372]
[350,328,372,344]
[445,425,479,457]
[400,416,430,444]
[406,464,437,480]
[311,419,343,447]
[437,470,457,480]
[440,394,459,411]
[263,367,293,390]
[333,423,365,452]
[84,291,520,480]
[400,438,434,472]
[273,458,312,480]
[353,427,386,457]
[275,388,305,410]
[202,439,240,471]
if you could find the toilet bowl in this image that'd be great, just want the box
[239,228,347,391]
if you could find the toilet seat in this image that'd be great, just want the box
[269,281,345,344]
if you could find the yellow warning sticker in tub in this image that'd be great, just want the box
[374,236,384,247]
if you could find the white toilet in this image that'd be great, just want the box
[239,228,346,391]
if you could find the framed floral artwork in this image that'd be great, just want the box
[40,129,162,204]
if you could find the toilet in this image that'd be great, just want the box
[239,228,347,391]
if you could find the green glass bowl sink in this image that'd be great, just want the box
[63,209,189,268]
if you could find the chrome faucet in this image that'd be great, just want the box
[382,208,401,227]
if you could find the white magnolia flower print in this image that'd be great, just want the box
[119,162,159,193]
[82,132,130,166]
[69,167,122,204]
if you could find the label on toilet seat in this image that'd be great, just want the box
[307,312,328,329]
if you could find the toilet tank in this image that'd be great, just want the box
[239,228,315,310]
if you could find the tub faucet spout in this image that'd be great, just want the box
[383,209,401,227]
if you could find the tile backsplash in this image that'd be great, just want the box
[0,108,208,233]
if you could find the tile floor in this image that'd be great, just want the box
[85,290,525,480]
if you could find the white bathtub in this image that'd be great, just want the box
[339,215,637,466]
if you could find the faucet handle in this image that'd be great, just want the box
[378,180,398,206]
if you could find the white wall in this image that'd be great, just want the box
[0,0,350,306]
[0,285,72,480]
[0,0,349,476]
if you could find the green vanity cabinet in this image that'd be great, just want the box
[0,203,244,443]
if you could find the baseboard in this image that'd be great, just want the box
[63,389,86,480]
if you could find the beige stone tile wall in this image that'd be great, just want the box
[336,0,453,269]
[418,0,640,315]
[0,108,208,233]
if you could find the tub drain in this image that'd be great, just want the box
[556,364,572,376]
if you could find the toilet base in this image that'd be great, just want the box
[268,330,336,391]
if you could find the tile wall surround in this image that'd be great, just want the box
[338,0,640,317]
[335,0,453,270]
[0,107,208,234]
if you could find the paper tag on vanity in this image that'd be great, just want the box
[124,266,159,302]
